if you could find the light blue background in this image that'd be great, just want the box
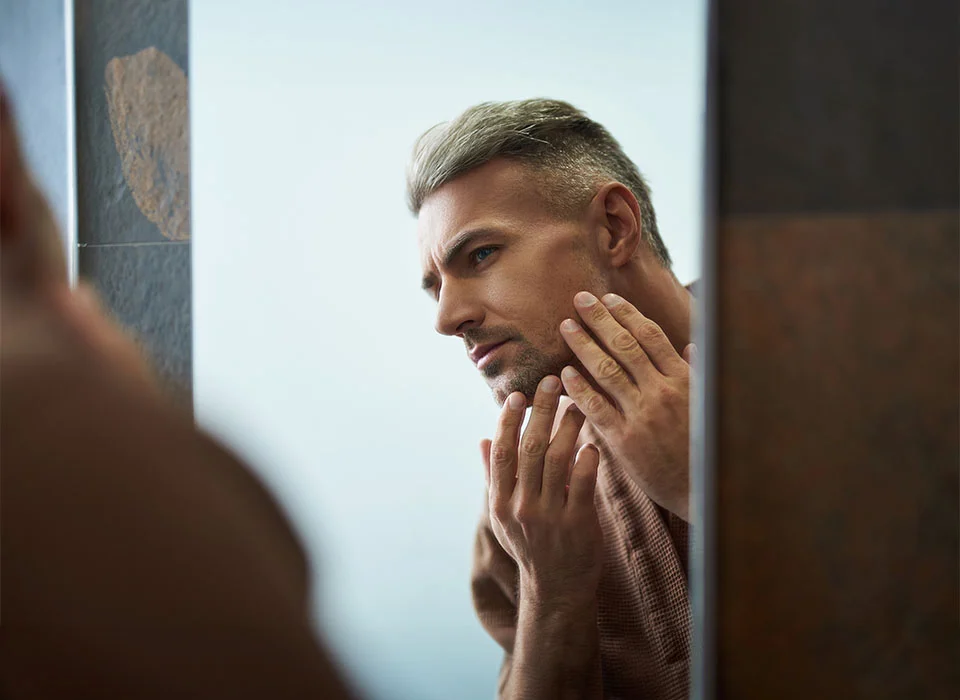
[190,2,705,698]
[0,0,70,246]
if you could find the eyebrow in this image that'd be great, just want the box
[421,227,500,291]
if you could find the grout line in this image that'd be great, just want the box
[78,241,192,248]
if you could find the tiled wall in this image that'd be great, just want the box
[709,0,959,697]
[74,0,192,409]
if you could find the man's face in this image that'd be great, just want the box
[418,158,607,406]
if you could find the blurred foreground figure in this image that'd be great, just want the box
[0,87,358,699]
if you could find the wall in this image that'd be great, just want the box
[191,2,706,699]
[704,0,959,697]
[74,0,192,406]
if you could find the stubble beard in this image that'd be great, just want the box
[484,339,570,407]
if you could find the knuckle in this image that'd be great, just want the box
[637,321,663,344]
[490,444,514,465]
[589,303,608,323]
[491,500,511,523]
[520,436,547,457]
[657,382,679,402]
[532,394,556,411]
[584,393,608,416]
[513,501,538,525]
[611,330,637,352]
[543,449,569,474]
[595,356,624,381]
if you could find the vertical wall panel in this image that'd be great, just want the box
[705,0,959,697]
[74,0,192,407]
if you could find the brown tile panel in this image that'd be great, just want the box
[716,210,959,698]
[716,0,958,215]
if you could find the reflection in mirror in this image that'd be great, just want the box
[191,2,706,699]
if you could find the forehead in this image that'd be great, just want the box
[416,159,552,262]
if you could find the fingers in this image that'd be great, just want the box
[570,291,657,386]
[599,293,687,377]
[480,439,492,491]
[560,317,636,409]
[540,404,586,511]
[489,392,526,507]
[682,342,698,367]
[550,395,576,440]
[0,87,68,296]
[516,376,562,500]
[559,365,620,432]
[567,444,600,511]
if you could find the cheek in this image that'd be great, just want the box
[491,258,594,345]
[525,310,578,361]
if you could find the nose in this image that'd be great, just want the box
[434,282,484,337]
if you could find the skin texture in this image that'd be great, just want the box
[418,156,696,697]
[418,158,693,408]
[481,380,605,700]
[418,157,696,518]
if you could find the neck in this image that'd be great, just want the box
[615,258,693,354]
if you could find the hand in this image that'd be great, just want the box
[559,291,694,521]
[481,376,604,605]
[1,85,159,396]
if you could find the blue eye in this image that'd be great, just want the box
[471,246,496,264]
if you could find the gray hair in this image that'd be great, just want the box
[406,98,671,267]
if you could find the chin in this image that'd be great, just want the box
[487,378,513,408]
[483,345,565,405]
[487,374,538,408]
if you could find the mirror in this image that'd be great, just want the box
[190,2,706,698]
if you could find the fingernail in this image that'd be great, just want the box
[601,293,622,307]
[542,375,560,392]
[561,366,579,382]
[575,291,597,307]
[508,393,525,409]
[560,318,579,333]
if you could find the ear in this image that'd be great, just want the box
[591,182,642,268]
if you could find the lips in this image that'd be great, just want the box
[469,340,510,366]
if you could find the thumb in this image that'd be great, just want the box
[682,342,698,367]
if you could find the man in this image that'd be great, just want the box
[1,87,359,698]
[409,99,696,699]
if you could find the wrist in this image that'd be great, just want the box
[514,586,601,699]
[518,576,599,619]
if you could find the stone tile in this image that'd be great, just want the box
[75,0,190,244]
[78,242,192,409]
